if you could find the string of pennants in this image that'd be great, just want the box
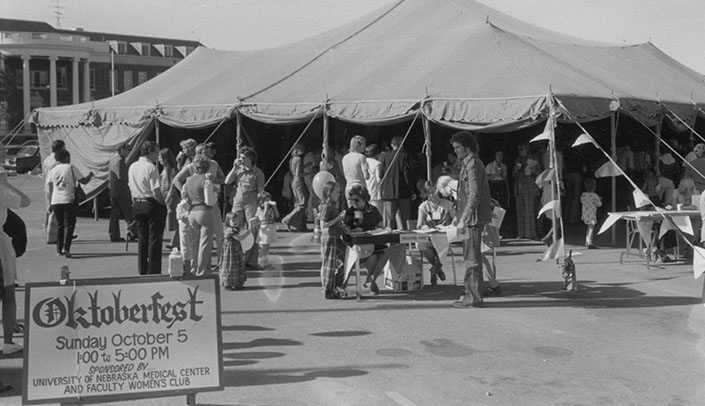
[536,94,705,279]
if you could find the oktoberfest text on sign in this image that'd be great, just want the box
[22,275,223,405]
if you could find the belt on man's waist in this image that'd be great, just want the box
[191,203,213,210]
[489,180,505,183]
[133,197,156,203]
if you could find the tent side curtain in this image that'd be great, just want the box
[156,105,237,129]
[37,118,154,198]
[424,96,547,133]
[32,107,155,128]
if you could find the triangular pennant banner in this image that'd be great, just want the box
[693,246,705,279]
[572,133,595,147]
[598,213,622,235]
[671,215,693,236]
[534,168,555,187]
[430,234,450,259]
[541,237,564,261]
[635,219,653,246]
[537,199,561,219]
[530,130,551,143]
[633,189,651,208]
[595,161,623,178]
[658,218,676,239]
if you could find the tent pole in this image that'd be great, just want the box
[155,118,160,145]
[610,112,617,246]
[236,109,243,157]
[322,104,329,158]
[422,113,431,181]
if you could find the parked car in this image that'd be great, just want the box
[3,144,41,174]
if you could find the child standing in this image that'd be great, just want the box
[255,191,279,267]
[581,178,602,249]
[318,181,346,299]
[220,212,246,290]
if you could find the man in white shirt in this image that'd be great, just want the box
[128,141,166,275]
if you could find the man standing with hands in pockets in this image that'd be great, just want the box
[450,131,492,308]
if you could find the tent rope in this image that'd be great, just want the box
[555,97,676,228]
[263,110,319,188]
[1,113,31,146]
[241,0,404,101]
[667,106,705,146]
[203,118,227,144]
[379,109,421,188]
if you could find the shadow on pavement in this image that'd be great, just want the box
[223,366,370,387]
[222,338,302,351]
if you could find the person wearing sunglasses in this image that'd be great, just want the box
[342,185,386,295]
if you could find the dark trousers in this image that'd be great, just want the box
[133,199,167,275]
[52,203,76,254]
[109,195,135,240]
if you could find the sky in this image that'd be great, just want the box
[5,0,705,74]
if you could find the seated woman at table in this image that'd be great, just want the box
[416,181,452,285]
[343,185,386,295]
[641,170,674,208]
[672,177,699,210]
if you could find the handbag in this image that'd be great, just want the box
[3,209,27,257]
[74,184,87,204]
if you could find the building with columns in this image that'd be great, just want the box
[0,18,201,134]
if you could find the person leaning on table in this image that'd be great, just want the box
[449,131,492,308]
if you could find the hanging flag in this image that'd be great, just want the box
[693,246,705,279]
[670,215,693,235]
[595,161,623,178]
[598,213,622,235]
[530,131,551,143]
[535,168,555,187]
[658,218,677,239]
[632,189,651,208]
[572,133,595,147]
[635,219,653,247]
[541,237,564,261]
[537,199,561,219]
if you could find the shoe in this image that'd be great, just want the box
[452,300,484,308]
[484,286,502,297]
[57,252,63,256]
[71,234,78,240]
[587,245,598,250]
[367,281,379,296]
[430,277,437,287]
[245,263,263,270]
[224,286,237,291]
[111,237,126,242]
[63,251,72,258]
[436,269,446,281]
[281,220,293,232]
[370,281,380,293]
[3,343,22,355]
[165,244,175,249]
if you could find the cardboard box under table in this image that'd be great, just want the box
[342,231,430,299]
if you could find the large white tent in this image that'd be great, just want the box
[32,0,705,196]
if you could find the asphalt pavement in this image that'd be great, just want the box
[2,173,705,405]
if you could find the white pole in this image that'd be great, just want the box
[110,49,115,97]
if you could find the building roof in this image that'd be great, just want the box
[0,18,57,33]
[0,17,201,47]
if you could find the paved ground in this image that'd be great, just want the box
[2,173,705,405]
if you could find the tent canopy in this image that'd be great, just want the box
[31,0,705,194]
